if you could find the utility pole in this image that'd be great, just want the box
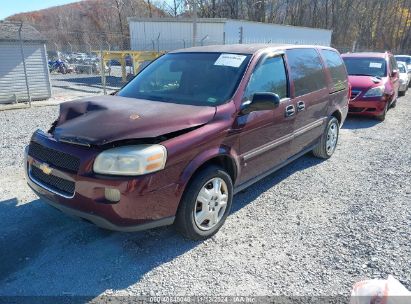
[192,0,198,46]
[18,22,31,105]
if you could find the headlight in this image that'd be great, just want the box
[93,145,167,176]
[363,85,385,98]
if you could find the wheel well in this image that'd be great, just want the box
[331,110,342,124]
[194,155,237,183]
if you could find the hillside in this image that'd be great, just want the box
[6,0,165,50]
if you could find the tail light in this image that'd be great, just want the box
[348,83,352,100]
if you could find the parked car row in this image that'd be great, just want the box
[48,52,108,74]
[26,44,407,240]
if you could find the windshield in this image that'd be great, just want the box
[343,57,387,77]
[118,52,251,106]
[395,56,411,65]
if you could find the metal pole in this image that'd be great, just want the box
[18,22,31,106]
[200,35,209,46]
[156,33,160,53]
[192,0,197,46]
[86,42,92,55]
[67,41,73,53]
[100,39,106,95]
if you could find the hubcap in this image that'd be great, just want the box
[326,122,338,155]
[194,177,228,231]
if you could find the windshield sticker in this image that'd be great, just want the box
[214,54,247,68]
[207,97,218,103]
[369,62,382,68]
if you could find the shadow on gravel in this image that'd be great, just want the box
[0,197,198,297]
[232,153,324,213]
[342,116,380,129]
[0,153,322,296]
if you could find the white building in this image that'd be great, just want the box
[128,18,332,51]
[0,21,51,104]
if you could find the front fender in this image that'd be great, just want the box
[176,145,241,196]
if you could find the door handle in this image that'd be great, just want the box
[285,105,295,117]
[297,101,305,111]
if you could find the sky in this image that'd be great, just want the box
[0,0,80,20]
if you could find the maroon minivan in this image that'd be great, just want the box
[25,44,349,239]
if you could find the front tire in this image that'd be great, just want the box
[377,102,388,121]
[175,166,233,240]
[312,117,339,159]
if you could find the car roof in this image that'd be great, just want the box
[170,43,336,55]
[341,52,392,59]
[395,55,411,57]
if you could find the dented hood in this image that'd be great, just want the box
[53,96,216,145]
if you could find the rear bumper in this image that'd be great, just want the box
[24,132,182,231]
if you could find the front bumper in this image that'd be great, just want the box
[25,131,181,231]
[348,98,387,117]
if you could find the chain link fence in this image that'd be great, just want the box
[3,25,410,106]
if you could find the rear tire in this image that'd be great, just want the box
[175,166,233,240]
[312,117,339,159]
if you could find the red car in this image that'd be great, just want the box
[25,44,349,239]
[342,52,400,121]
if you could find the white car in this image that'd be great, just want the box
[395,55,411,86]
[397,61,409,96]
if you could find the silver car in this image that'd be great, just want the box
[397,61,409,96]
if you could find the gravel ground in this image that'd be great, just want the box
[0,93,410,298]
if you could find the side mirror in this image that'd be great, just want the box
[391,70,399,78]
[240,92,280,115]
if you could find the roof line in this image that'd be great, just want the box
[127,17,332,33]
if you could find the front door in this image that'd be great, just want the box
[236,54,294,185]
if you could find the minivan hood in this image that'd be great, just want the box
[53,96,216,145]
[348,75,386,89]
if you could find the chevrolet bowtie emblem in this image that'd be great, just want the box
[39,163,52,175]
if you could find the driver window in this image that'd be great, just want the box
[243,56,288,101]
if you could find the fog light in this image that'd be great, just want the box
[104,188,121,202]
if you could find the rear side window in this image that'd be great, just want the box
[320,49,348,92]
[286,48,327,96]
[244,56,288,100]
